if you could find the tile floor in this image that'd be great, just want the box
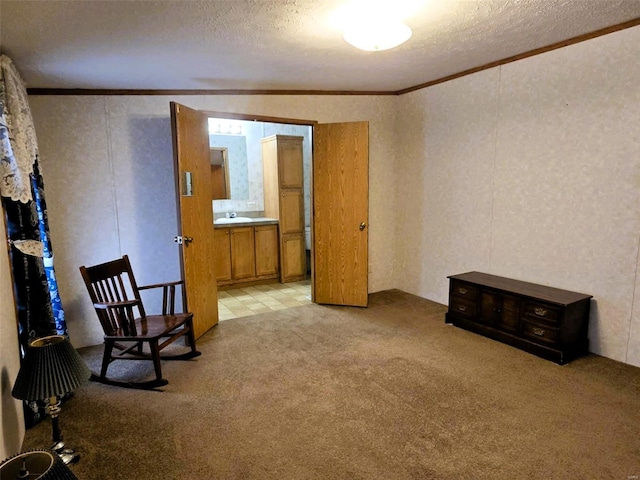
[217,280,312,321]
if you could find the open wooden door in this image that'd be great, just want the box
[170,102,219,338]
[313,121,369,306]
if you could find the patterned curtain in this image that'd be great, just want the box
[0,54,67,427]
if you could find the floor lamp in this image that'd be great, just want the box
[12,335,91,465]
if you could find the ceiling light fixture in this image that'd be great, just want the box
[332,0,419,52]
[343,20,412,51]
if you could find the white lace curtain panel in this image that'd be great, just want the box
[0,54,38,203]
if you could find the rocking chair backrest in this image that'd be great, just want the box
[79,255,148,336]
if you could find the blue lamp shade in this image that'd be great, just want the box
[12,335,91,401]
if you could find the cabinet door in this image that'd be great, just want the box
[479,290,499,326]
[280,190,304,234]
[213,228,231,282]
[480,290,520,332]
[497,294,519,333]
[230,227,255,280]
[278,137,303,189]
[281,234,305,282]
[255,225,279,277]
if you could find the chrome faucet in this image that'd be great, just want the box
[229,212,237,218]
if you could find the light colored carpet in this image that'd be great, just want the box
[22,290,640,479]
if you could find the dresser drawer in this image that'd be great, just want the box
[449,296,477,318]
[522,320,560,345]
[523,301,560,325]
[450,280,478,300]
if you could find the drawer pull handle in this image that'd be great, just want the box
[458,305,467,312]
[534,307,548,317]
[532,327,545,336]
[458,287,468,295]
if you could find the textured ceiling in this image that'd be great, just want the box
[1,0,640,92]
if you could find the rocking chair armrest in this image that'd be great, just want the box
[93,299,140,337]
[138,280,184,291]
[93,299,140,310]
[137,280,183,315]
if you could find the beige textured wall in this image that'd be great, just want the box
[0,212,24,459]
[29,95,398,348]
[396,26,640,366]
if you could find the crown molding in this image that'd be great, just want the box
[397,17,640,95]
[26,88,395,96]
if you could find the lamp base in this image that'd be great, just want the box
[51,441,80,465]
[47,399,80,465]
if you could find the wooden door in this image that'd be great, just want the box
[313,121,369,306]
[170,102,219,338]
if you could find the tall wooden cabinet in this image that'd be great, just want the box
[262,135,306,283]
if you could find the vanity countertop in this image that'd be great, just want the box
[213,217,279,229]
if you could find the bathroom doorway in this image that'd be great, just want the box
[208,116,313,321]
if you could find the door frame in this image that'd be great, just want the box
[203,111,371,306]
[203,110,319,300]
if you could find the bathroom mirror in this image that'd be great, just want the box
[210,147,230,200]
[209,134,250,201]
[210,118,311,216]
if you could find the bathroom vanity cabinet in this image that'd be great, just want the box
[446,272,592,364]
[214,223,279,287]
[262,135,306,283]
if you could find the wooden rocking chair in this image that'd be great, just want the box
[79,255,200,389]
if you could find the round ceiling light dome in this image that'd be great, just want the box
[343,21,412,51]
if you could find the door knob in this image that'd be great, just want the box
[359,222,366,231]
[173,236,194,245]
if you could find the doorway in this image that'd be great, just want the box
[208,116,313,321]
[173,104,369,338]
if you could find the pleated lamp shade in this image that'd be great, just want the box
[0,450,78,479]
[12,335,91,401]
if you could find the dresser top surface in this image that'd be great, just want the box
[448,271,592,305]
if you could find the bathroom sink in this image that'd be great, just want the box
[214,217,253,224]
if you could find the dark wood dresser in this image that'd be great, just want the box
[446,272,592,364]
